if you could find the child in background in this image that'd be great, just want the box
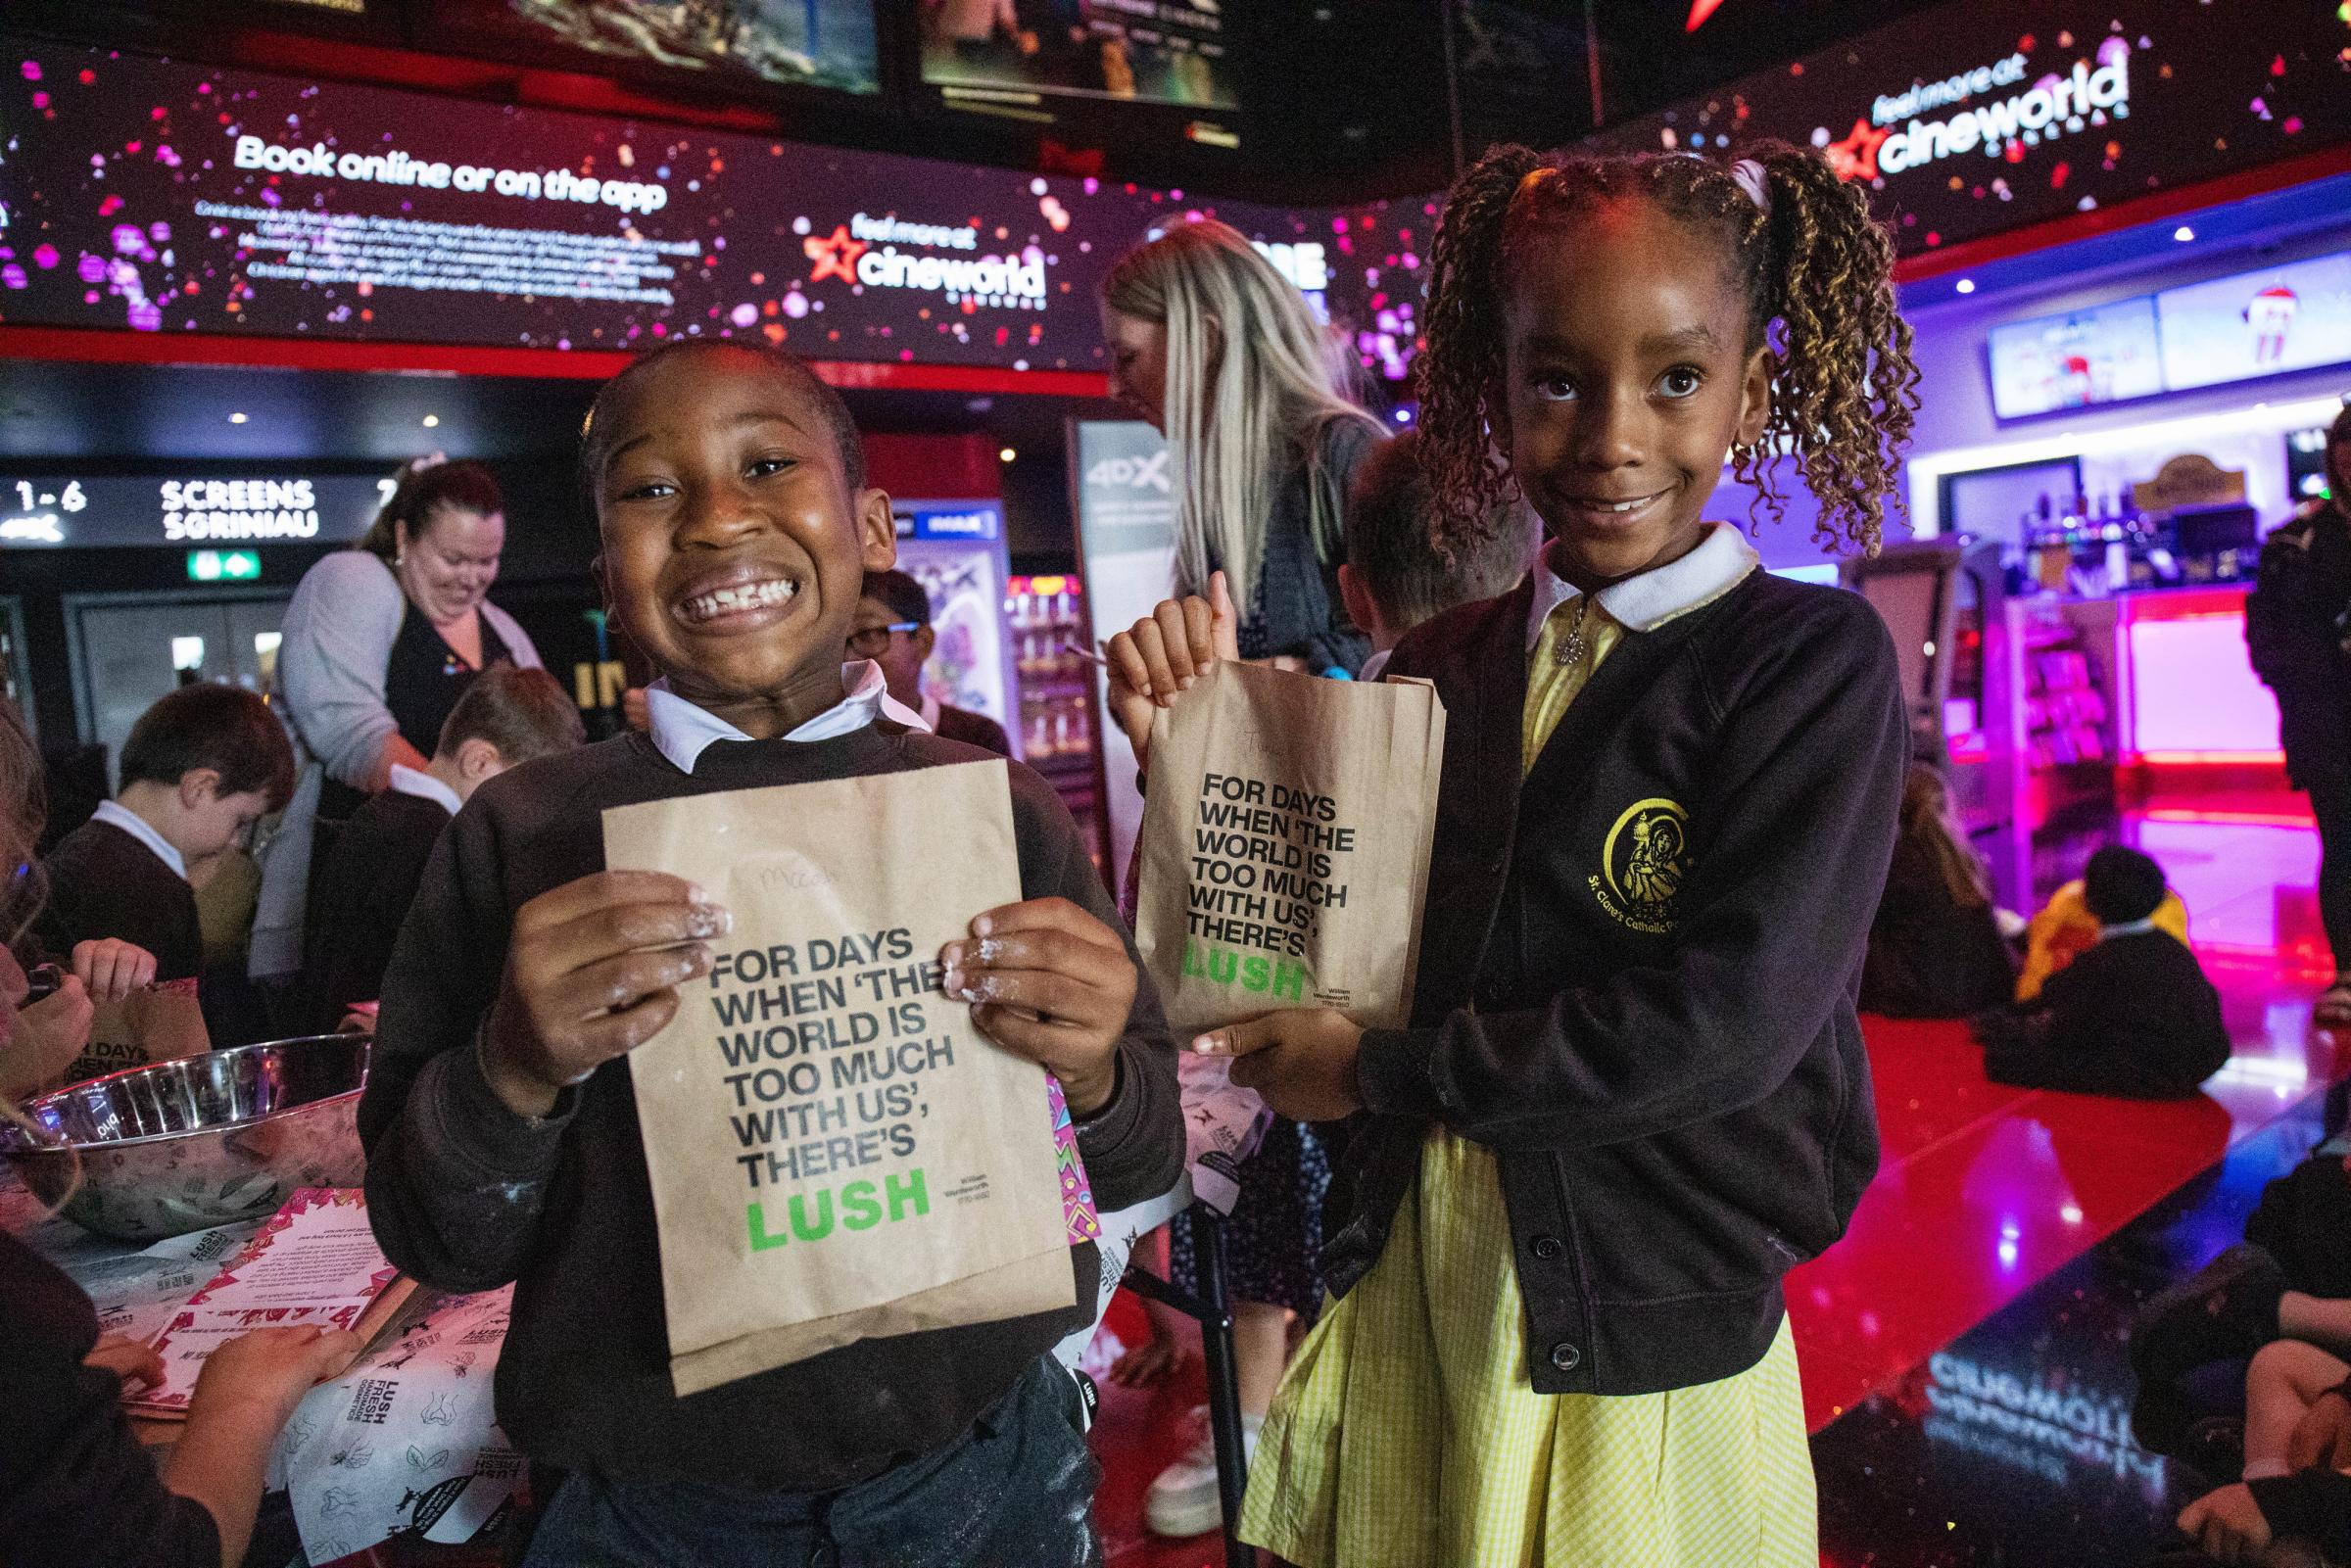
[1129,142,1914,1563]
[849,568,1013,756]
[304,665,583,1032]
[1339,427,1542,683]
[2016,858,2190,1003]
[359,340,1181,1567]
[1977,844,2231,1099]
[1105,427,1540,1540]
[36,684,294,996]
[0,694,358,1568]
[2174,1336,2351,1565]
[1860,763,2017,1019]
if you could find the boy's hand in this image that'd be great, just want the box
[72,939,157,1003]
[1192,1008,1365,1121]
[190,1324,361,1429]
[1105,571,1237,772]
[482,871,730,1118]
[2179,1484,2275,1566]
[939,898,1135,1117]
[84,1333,165,1390]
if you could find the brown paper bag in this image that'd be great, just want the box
[603,760,1075,1396]
[1135,662,1447,1036]
[65,976,212,1085]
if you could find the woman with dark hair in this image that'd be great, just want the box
[2248,404,2351,1025]
[251,457,542,985]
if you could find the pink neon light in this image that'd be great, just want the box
[2132,750,2289,765]
[2124,614,2280,760]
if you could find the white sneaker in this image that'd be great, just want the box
[1143,1407,1260,1539]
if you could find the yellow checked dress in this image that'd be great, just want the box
[1238,590,1817,1568]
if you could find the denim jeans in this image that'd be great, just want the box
[521,1358,1102,1568]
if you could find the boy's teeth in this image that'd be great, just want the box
[683,579,797,622]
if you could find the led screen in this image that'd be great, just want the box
[919,1,1239,114]
[0,45,1295,371]
[1600,0,2350,259]
[1987,297,2163,419]
[425,0,882,97]
[2158,252,2351,393]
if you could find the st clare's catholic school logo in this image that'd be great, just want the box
[1591,798,1692,934]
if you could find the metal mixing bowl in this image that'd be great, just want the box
[0,1035,370,1242]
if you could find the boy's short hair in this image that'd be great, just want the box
[578,341,868,521]
[119,684,296,810]
[861,569,934,629]
[1345,428,1538,633]
[437,666,586,766]
[2083,844,2167,927]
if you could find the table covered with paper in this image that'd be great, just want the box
[2,1172,523,1564]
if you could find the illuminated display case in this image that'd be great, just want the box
[1007,573,1101,872]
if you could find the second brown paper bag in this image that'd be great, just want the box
[604,760,1074,1397]
[1135,661,1447,1037]
[65,976,211,1087]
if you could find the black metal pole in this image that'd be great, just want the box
[1188,1207,1253,1568]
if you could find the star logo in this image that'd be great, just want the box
[1822,118,1892,182]
[804,224,867,285]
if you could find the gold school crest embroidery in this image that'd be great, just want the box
[1590,798,1692,934]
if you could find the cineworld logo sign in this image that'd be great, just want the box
[1871,48,2131,179]
[859,246,1045,300]
[804,214,1045,304]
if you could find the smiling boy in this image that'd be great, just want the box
[357,341,1181,1567]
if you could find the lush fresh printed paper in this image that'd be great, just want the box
[128,1187,397,1416]
[272,1286,521,1564]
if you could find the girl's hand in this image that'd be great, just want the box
[84,1333,165,1390]
[7,977,93,1093]
[1105,571,1238,772]
[939,897,1136,1117]
[72,939,158,1004]
[190,1324,362,1428]
[1192,1008,1365,1121]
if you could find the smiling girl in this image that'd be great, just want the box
[1196,143,1919,1564]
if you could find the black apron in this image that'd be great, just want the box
[317,604,511,823]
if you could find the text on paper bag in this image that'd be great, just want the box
[696,926,986,1250]
[1183,771,1363,999]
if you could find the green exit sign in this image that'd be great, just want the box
[187,549,262,583]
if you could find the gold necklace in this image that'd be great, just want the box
[1554,594,1594,668]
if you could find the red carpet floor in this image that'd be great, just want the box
[1088,802,2346,1563]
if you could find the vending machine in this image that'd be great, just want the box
[890,499,1020,755]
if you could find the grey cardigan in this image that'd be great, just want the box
[251,550,539,979]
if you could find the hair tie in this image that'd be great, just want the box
[1730,159,1771,216]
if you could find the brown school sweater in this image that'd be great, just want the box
[357,724,1182,1492]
